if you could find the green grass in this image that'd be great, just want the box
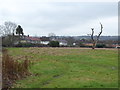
[8,47,118,88]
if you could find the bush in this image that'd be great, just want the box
[96,44,106,48]
[2,49,31,89]
[14,43,34,47]
[48,41,59,47]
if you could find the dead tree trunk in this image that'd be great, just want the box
[91,23,103,49]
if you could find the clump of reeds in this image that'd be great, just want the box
[2,49,31,89]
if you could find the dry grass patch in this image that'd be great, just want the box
[2,49,31,89]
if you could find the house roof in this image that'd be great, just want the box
[55,39,68,43]
[24,36,40,41]
[40,37,50,41]
[84,43,93,46]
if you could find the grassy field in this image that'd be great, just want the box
[7,47,118,88]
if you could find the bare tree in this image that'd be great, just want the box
[48,33,56,37]
[0,21,17,46]
[91,23,103,49]
[4,21,17,36]
[0,21,17,36]
[48,33,56,40]
[0,25,5,36]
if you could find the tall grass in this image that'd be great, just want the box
[2,49,31,89]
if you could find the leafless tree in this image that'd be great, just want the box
[48,33,56,40]
[48,33,56,37]
[0,21,17,46]
[91,23,103,49]
[0,21,17,36]
[0,25,5,36]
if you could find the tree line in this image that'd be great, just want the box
[0,21,104,49]
[0,21,24,46]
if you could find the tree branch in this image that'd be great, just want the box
[97,22,103,41]
[91,28,94,42]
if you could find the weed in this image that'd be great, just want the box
[2,49,31,89]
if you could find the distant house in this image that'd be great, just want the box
[40,37,50,45]
[73,43,76,46]
[110,44,120,48]
[55,39,68,46]
[40,36,68,46]
[116,45,120,48]
[21,36,41,44]
[105,44,117,48]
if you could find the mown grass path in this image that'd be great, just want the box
[8,47,118,88]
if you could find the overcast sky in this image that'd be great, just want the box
[0,0,118,36]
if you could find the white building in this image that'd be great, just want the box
[41,41,49,45]
[56,40,68,46]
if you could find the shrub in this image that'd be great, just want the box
[2,49,31,89]
[48,41,59,47]
[14,43,34,47]
[96,44,106,48]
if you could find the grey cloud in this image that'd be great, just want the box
[0,2,118,36]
